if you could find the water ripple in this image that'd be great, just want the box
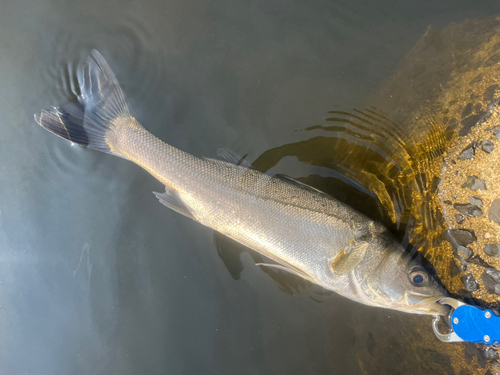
[38,16,167,175]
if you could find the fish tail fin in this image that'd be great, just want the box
[35,50,135,156]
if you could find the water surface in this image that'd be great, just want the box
[1,0,500,374]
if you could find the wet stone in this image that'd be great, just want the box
[483,347,499,361]
[471,207,483,217]
[458,142,476,160]
[469,196,483,206]
[461,274,479,291]
[461,103,473,118]
[482,140,495,153]
[457,245,473,260]
[455,214,465,224]
[481,268,500,294]
[482,112,492,124]
[468,254,490,267]
[446,229,477,247]
[484,85,498,102]
[461,176,487,191]
[450,263,466,277]
[460,115,481,136]
[495,126,500,140]
[453,203,482,217]
[488,199,500,225]
[484,244,500,257]
[450,262,466,277]
[452,194,457,199]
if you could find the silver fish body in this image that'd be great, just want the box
[36,50,448,315]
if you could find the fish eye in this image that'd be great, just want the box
[409,267,428,286]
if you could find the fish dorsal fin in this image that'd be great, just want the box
[273,174,329,196]
[331,241,370,274]
[153,188,195,220]
[215,148,252,168]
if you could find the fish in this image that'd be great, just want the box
[35,50,448,315]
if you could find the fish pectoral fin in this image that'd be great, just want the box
[153,188,195,220]
[256,262,314,282]
[331,241,369,274]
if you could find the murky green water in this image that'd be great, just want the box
[2,1,500,374]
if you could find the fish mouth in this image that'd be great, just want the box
[404,293,450,315]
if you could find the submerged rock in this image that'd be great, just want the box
[461,274,479,291]
[482,140,495,153]
[494,126,500,139]
[456,245,473,260]
[446,229,477,247]
[483,347,499,361]
[488,199,500,224]
[469,196,483,206]
[460,115,482,136]
[337,17,500,375]
[468,254,490,267]
[453,202,483,217]
[430,177,441,193]
[461,176,487,191]
[481,268,500,294]
[484,244,500,257]
[458,142,476,160]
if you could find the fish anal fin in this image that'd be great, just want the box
[331,241,369,274]
[153,188,194,220]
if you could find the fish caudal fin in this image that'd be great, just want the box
[35,101,88,146]
[35,50,132,156]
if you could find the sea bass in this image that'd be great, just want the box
[35,50,447,315]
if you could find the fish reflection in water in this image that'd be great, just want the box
[35,50,447,316]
